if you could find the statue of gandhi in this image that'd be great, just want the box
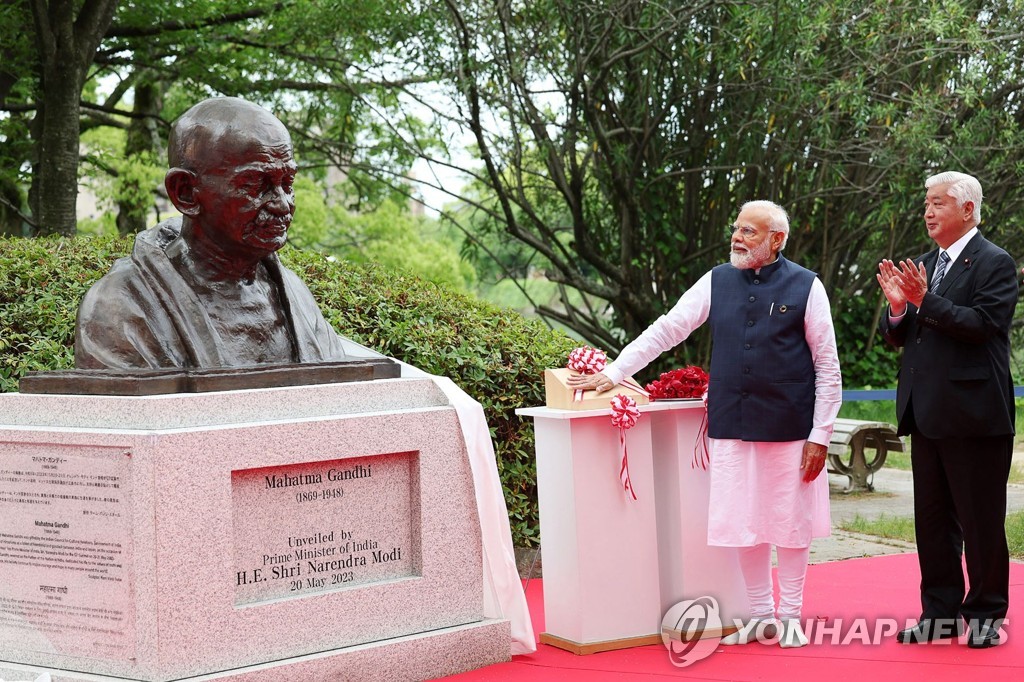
[68,100,536,655]
[75,97,356,369]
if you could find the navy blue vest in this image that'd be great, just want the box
[707,256,816,441]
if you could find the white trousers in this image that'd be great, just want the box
[738,543,811,620]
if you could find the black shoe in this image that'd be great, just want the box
[966,624,1001,649]
[896,618,964,644]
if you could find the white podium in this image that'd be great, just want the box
[517,401,746,654]
[646,405,747,627]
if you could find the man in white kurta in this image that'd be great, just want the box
[568,201,842,647]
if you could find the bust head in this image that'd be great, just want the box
[165,98,298,267]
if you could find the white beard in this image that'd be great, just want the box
[730,237,774,270]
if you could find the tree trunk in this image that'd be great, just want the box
[30,68,83,236]
[0,176,25,236]
[28,0,120,237]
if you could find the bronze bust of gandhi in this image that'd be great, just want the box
[75,96,355,370]
[31,97,398,394]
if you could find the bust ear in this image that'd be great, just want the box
[165,168,201,217]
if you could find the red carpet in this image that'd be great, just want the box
[447,554,1024,681]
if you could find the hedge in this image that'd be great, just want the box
[0,235,578,547]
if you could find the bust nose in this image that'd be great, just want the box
[266,185,294,215]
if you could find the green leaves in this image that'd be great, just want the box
[0,237,105,388]
[438,0,1024,369]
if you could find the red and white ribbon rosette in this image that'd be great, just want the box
[610,394,641,501]
[566,346,650,401]
[567,346,607,402]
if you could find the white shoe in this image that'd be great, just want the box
[779,618,809,648]
[721,617,778,645]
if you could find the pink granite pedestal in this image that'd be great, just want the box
[0,378,509,681]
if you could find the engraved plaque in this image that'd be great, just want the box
[0,443,134,661]
[232,452,421,606]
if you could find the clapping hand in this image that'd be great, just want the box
[877,258,927,315]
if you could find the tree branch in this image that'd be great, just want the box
[105,4,286,39]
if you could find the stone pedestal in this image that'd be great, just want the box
[0,378,510,681]
[517,401,746,654]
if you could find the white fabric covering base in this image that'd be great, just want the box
[340,338,536,655]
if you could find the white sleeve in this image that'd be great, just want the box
[804,278,843,445]
[603,271,712,385]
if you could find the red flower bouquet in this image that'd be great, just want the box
[645,366,709,400]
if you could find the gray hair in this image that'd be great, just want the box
[740,200,790,249]
[925,171,983,224]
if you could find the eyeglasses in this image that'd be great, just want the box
[727,225,762,239]
[724,225,778,238]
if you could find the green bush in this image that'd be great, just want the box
[0,235,579,547]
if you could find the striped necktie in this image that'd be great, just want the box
[930,251,951,293]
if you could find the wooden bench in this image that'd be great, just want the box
[827,418,904,492]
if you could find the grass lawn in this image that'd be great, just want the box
[882,450,911,470]
[840,513,915,543]
[839,510,1024,560]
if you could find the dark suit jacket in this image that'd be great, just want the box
[879,232,1018,439]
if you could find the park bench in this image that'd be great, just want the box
[827,418,904,493]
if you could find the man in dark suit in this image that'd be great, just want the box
[878,171,1018,649]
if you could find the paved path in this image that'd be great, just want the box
[814,462,1024,563]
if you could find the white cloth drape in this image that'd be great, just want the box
[339,339,536,655]
[429,375,537,655]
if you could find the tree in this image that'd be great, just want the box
[289,177,476,291]
[0,2,34,235]
[1,0,446,236]
[432,0,1024,383]
[26,0,120,236]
